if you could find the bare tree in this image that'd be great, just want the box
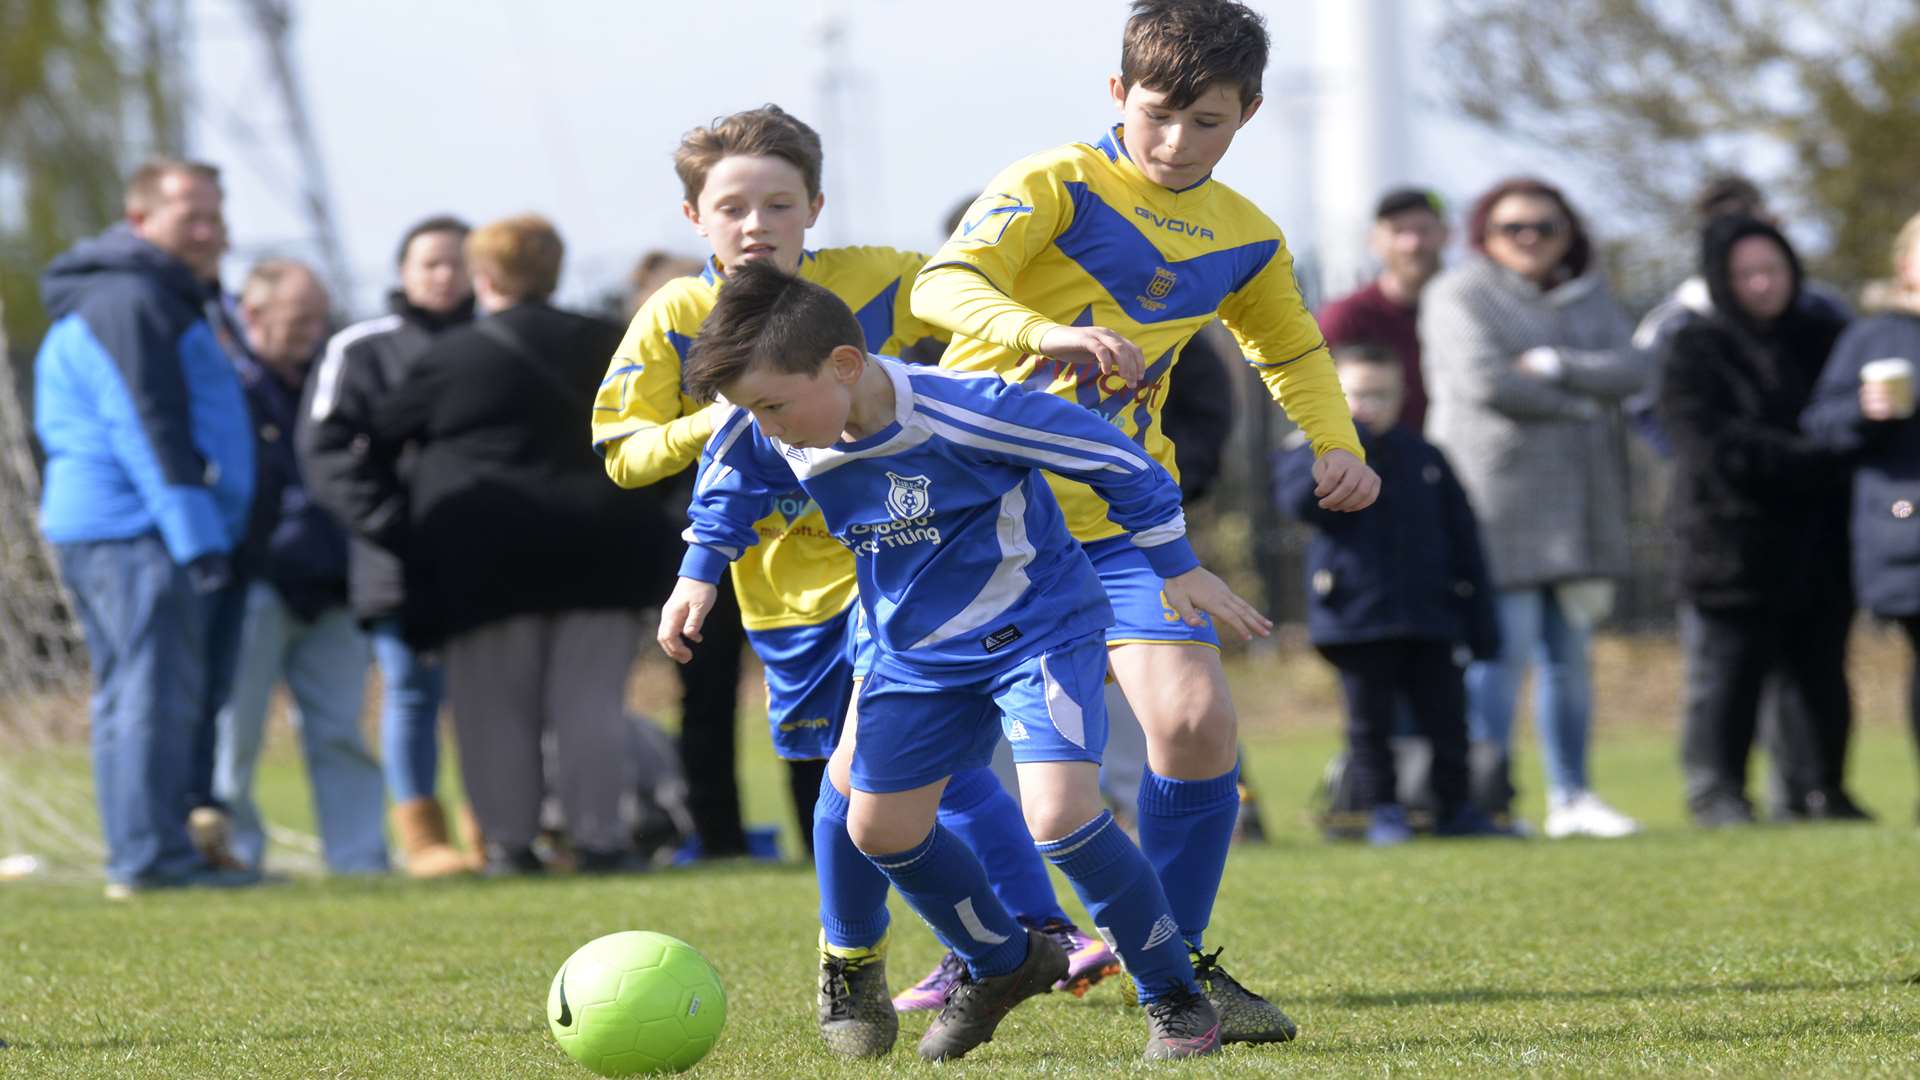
[1434,0,1920,293]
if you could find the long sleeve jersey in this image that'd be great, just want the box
[912,123,1363,543]
[679,357,1198,682]
[591,247,941,630]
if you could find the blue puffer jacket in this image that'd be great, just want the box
[1275,424,1501,658]
[1802,310,1920,618]
[34,226,253,563]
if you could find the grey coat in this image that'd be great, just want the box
[1419,256,1650,589]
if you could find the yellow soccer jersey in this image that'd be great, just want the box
[914,123,1363,544]
[591,246,941,630]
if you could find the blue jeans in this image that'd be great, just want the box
[369,617,444,803]
[1465,586,1594,801]
[56,534,229,886]
[214,583,386,873]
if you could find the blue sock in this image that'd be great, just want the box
[864,824,1028,978]
[1037,811,1198,1002]
[938,766,1069,927]
[813,782,890,949]
[1136,764,1240,949]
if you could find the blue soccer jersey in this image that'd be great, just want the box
[678,356,1198,683]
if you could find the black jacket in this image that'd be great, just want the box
[235,350,351,620]
[1659,217,1850,608]
[297,292,473,622]
[1275,425,1501,658]
[1161,328,1236,501]
[1803,311,1920,618]
[363,301,673,647]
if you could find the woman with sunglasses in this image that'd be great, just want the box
[1419,177,1651,839]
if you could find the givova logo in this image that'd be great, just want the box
[957,193,1032,245]
[1133,206,1214,239]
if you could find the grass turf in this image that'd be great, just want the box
[2,654,1917,1077]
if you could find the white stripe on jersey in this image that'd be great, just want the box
[696,406,752,495]
[918,414,1133,476]
[308,314,403,420]
[910,482,1035,650]
[913,391,1154,474]
[782,426,934,479]
[1130,508,1188,550]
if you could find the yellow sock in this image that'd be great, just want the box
[819,929,888,963]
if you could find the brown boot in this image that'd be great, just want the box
[391,798,470,878]
[188,806,249,871]
[455,800,488,872]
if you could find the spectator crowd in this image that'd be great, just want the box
[29,155,1920,894]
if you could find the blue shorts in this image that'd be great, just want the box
[849,633,1110,794]
[849,604,877,680]
[1084,535,1220,648]
[745,606,856,761]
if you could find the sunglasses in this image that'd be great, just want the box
[1491,220,1563,240]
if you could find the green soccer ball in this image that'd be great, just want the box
[548,931,727,1076]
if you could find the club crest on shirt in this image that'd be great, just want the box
[1137,266,1177,311]
[884,471,933,520]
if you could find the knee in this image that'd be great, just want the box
[846,805,925,857]
[1021,797,1095,845]
[1143,693,1238,766]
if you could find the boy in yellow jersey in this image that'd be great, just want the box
[910,0,1383,1047]
[590,105,1119,1058]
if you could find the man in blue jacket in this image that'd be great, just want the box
[34,159,258,897]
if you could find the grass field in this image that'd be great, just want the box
[2,639,1917,1077]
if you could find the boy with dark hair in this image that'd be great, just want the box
[910,0,1379,1042]
[592,105,1116,1058]
[1276,345,1507,844]
[663,262,1273,1060]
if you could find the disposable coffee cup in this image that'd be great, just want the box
[1861,358,1915,419]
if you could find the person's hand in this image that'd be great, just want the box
[1038,325,1144,387]
[1162,567,1272,641]
[184,553,232,596]
[1312,449,1380,511]
[1861,381,1906,422]
[657,577,718,663]
[1515,346,1564,379]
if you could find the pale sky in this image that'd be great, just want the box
[188,0,1558,315]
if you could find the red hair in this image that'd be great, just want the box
[1467,177,1593,281]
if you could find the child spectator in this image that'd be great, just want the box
[1277,345,1507,843]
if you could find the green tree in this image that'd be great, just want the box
[0,0,184,359]
[1434,0,1920,294]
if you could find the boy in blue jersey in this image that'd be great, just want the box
[660,263,1273,1061]
[595,105,1119,1057]
[910,0,1383,1043]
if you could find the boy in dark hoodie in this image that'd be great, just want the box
[1277,345,1506,844]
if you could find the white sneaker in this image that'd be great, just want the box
[1544,791,1640,839]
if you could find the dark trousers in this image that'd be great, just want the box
[1679,600,1853,816]
[1318,639,1472,813]
[677,572,748,854]
[1765,594,1857,808]
[445,610,644,854]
